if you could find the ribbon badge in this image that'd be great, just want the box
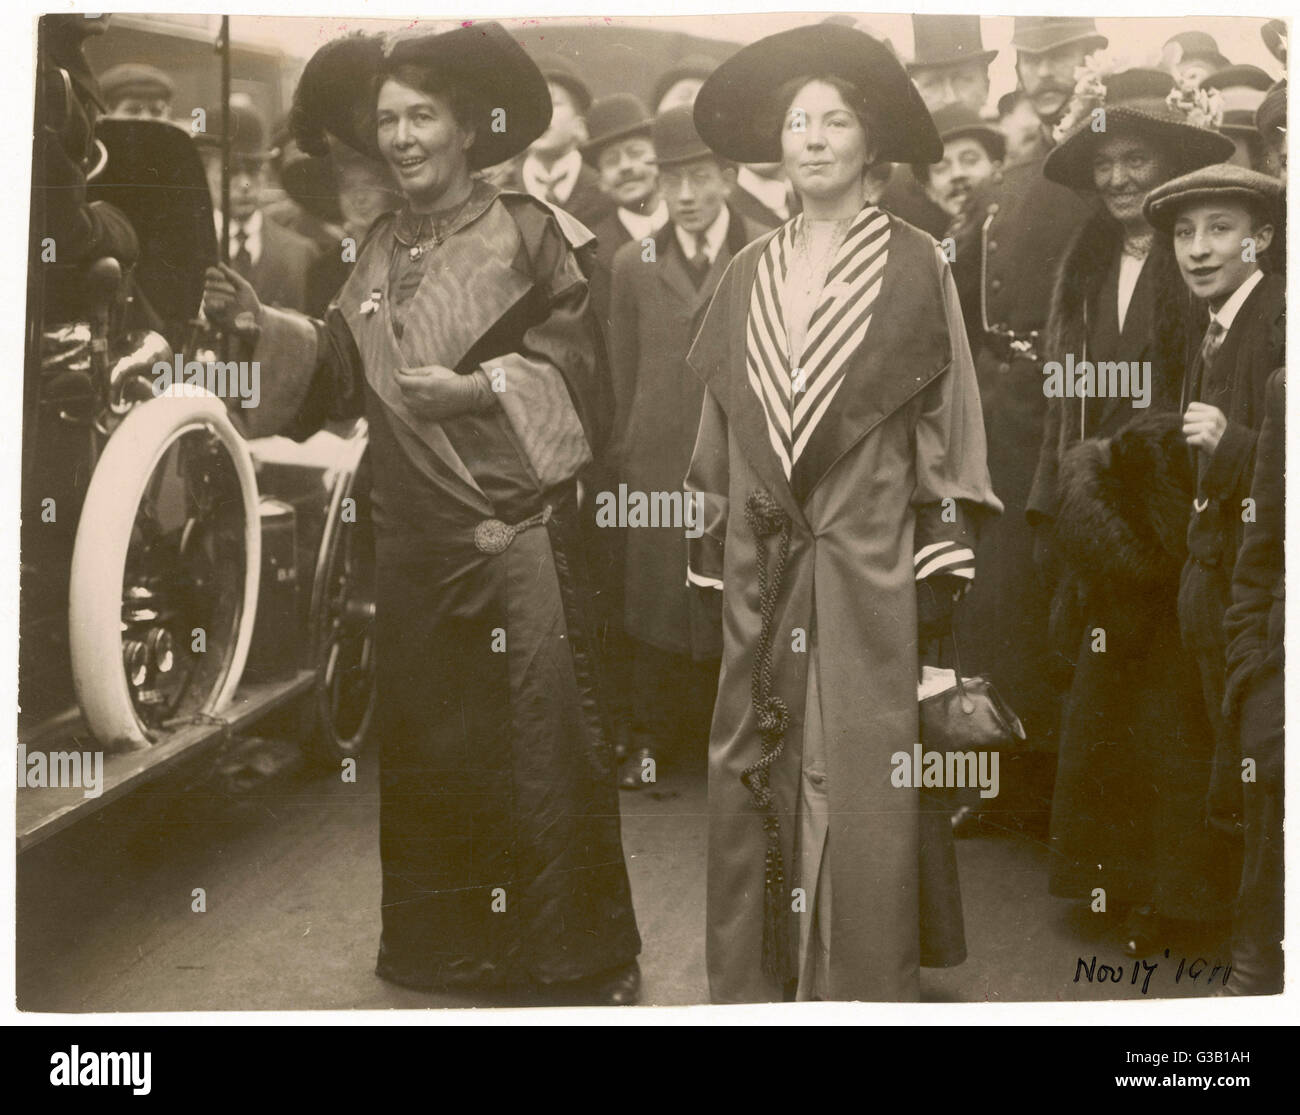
[360,288,384,316]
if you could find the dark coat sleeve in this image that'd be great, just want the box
[606,240,640,474]
[1223,367,1285,717]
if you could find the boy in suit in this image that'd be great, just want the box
[1144,164,1285,841]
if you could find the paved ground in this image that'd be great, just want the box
[17,737,1233,1012]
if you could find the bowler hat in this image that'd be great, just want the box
[1044,68,1235,191]
[1010,17,1107,56]
[693,23,942,165]
[651,54,719,113]
[533,53,592,114]
[581,94,653,166]
[1203,67,1271,138]
[99,62,174,106]
[1143,163,1282,234]
[289,24,552,172]
[652,104,720,167]
[927,102,1006,163]
[1163,31,1232,73]
[907,14,996,72]
[1202,65,1273,96]
[193,94,274,161]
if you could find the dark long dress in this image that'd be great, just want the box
[249,178,641,988]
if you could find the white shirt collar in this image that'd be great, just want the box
[616,198,669,241]
[674,205,730,264]
[522,148,583,204]
[1209,268,1265,333]
[736,165,790,221]
[214,209,263,265]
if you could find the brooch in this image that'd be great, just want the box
[359,289,383,316]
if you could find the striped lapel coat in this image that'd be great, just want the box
[685,208,1002,1002]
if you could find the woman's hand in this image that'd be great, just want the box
[395,364,491,420]
[202,263,263,331]
[1183,402,1227,454]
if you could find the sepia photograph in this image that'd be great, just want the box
[6,2,1291,1040]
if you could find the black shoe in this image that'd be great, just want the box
[548,961,642,1006]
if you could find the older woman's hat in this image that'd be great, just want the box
[1010,17,1107,56]
[99,62,174,106]
[1143,163,1282,234]
[581,94,653,166]
[651,54,719,112]
[908,14,996,72]
[1043,67,1235,191]
[693,23,941,165]
[289,23,552,171]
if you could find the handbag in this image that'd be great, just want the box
[919,631,1025,750]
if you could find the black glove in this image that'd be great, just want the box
[917,574,965,642]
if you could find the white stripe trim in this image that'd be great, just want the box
[687,568,724,590]
[916,548,976,581]
[914,540,956,564]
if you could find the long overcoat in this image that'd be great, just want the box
[954,159,1095,752]
[685,212,1002,1002]
[608,207,767,658]
[244,182,641,989]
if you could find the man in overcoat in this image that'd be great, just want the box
[951,17,1108,829]
[606,105,769,788]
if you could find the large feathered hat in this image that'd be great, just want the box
[289,23,552,171]
[1044,64,1235,191]
[693,23,941,165]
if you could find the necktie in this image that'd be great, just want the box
[231,225,253,278]
[687,233,710,288]
[1196,318,1226,397]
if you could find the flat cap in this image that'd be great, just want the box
[1143,162,1283,232]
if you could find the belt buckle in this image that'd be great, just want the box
[474,519,515,555]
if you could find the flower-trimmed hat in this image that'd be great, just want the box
[1044,64,1235,191]
[288,23,552,172]
[692,23,941,165]
[1143,163,1283,234]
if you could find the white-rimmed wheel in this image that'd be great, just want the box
[304,426,377,762]
[69,388,260,750]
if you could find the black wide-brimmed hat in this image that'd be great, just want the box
[289,23,552,172]
[1143,163,1283,234]
[693,23,941,165]
[1010,17,1107,56]
[1044,68,1235,191]
[580,94,653,165]
[908,14,996,72]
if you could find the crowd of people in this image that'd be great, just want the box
[36,12,1287,1005]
